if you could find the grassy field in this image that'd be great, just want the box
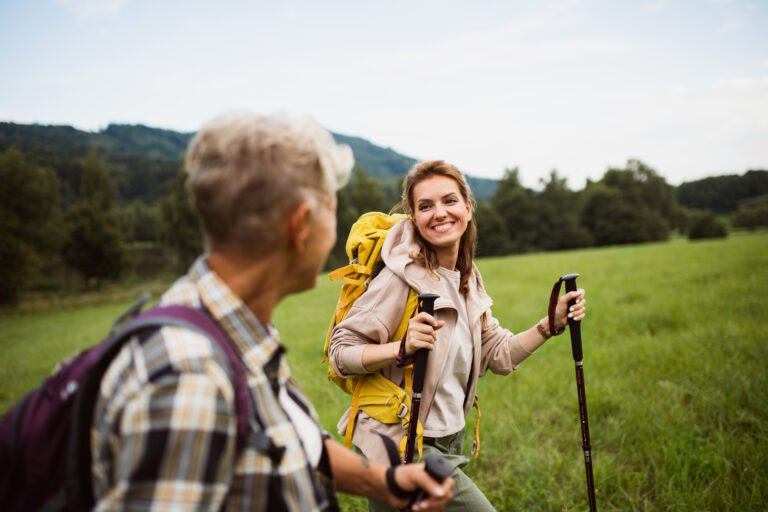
[1,232,766,511]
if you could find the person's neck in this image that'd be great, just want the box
[206,251,287,326]
[435,247,458,271]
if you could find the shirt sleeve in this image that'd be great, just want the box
[94,367,238,511]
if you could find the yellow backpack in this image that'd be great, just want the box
[323,211,482,462]
[322,212,425,460]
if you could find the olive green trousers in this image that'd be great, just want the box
[367,429,496,512]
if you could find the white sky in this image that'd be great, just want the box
[1,0,766,188]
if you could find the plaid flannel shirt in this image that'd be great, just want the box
[91,257,333,511]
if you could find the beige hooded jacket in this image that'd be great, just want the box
[327,219,536,463]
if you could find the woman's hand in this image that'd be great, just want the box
[404,312,445,355]
[554,288,587,333]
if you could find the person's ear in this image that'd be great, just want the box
[286,201,312,252]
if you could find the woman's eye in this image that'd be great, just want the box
[419,204,432,211]
[445,198,458,205]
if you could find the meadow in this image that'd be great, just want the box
[1,232,766,511]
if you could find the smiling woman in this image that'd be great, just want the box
[327,159,588,511]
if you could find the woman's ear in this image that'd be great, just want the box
[286,201,312,252]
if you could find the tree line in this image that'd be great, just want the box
[1,140,766,305]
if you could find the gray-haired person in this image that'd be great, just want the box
[91,112,454,511]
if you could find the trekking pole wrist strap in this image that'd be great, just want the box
[396,335,415,367]
[547,278,568,337]
[385,466,412,500]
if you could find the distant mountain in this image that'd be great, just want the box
[0,122,191,161]
[327,133,498,201]
[0,121,499,202]
[333,133,416,180]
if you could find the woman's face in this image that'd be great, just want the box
[411,174,472,265]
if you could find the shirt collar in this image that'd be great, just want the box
[185,256,288,378]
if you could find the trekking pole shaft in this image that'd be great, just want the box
[404,293,438,463]
[563,276,597,512]
[575,363,596,512]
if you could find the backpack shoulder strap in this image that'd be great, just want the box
[144,306,251,450]
[67,305,251,511]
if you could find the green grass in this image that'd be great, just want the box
[2,232,766,511]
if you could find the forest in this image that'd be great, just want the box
[1,121,767,305]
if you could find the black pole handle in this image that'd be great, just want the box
[408,454,453,508]
[561,274,583,362]
[413,293,438,393]
[404,293,439,463]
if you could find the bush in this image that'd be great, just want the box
[688,212,728,240]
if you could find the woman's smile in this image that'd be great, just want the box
[432,221,455,233]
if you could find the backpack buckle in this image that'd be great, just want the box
[397,402,408,419]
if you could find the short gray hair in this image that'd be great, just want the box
[185,112,353,255]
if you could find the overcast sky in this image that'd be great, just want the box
[1,0,766,188]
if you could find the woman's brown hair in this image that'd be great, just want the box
[396,160,477,294]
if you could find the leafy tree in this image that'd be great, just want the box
[111,156,180,204]
[732,194,768,230]
[474,203,512,257]
[581,183,668,246]
[490,168,539,253]
[0,231,35,304]
[116,201,162,243]
[580,161,674,246]
[160,170,203,271]
[62,152,124,286]
[602,160,678,226]
[329,189,360,269]
[62,203,124,286]
[80,150,116,210]
[0,148,62,304]
[348,165,393,214]
[535,170,592,251]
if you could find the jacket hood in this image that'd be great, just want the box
[381,219,416,277]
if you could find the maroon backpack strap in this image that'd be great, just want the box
[67,305,252,511]
[135,305,252,451]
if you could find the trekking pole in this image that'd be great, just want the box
[403,293,439,463]
[560,273,597,512]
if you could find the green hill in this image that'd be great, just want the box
[0,121,500,202]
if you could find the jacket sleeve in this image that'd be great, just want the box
[327,269,410,377]
[478,308,536,376]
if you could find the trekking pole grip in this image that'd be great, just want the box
[404,293,439,463]
[561,273,583,362]
[413,293,438,392]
